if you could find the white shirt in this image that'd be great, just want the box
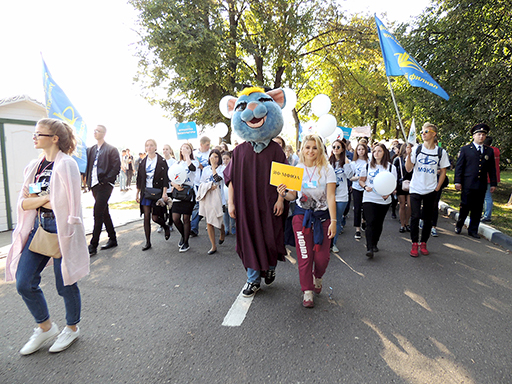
[409,145,450,195]
[296,164,336,211]
[145,156,158,189]
[334,161,355,202]
[361,163,397,205]
[193,149,211,186]
[350,158,369,191]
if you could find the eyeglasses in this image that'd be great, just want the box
[421,129,434,135]
[332,146,342,149]
[93,129,105,134]
[33,133,54,139]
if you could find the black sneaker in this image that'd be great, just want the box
[354,231,362,239]
[361,222,367,231]
[179,243,190,253]
[264,270,276,285]
[88,245,97,256]
[242,282,260,297]
[178,237,184,247]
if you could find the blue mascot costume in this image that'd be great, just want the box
[223,86,289,297]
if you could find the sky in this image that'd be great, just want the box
[0,0,431,153]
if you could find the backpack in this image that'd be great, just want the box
[416,144,449,188]
[416,144,444,165]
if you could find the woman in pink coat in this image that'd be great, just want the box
[5,118,90,355]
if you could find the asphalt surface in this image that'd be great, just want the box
[1,209,512,384]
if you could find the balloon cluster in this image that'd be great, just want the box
[304,94,337,140]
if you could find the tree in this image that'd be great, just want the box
[396,0,512,158]
[129,0,347,136]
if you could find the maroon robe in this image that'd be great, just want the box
[224,141,288,271]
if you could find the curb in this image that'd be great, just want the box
[439,201,512,251]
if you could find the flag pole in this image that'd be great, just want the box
[386,76,408,141]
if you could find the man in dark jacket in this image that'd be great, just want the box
[454,123,497,238]
[85,125,121,255]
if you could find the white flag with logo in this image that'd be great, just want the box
[407,118,417,145]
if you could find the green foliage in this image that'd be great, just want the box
[396,0,512,158]
[130,0,337,132]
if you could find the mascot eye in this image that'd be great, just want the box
[259,97,273,103]
[235,102,247,112]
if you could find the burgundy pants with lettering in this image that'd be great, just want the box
[292,215,331,292]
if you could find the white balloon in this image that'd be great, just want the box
[168,163,188,185]
[311,94,331,117]
[328,127,343,141]
[282,88,297,112]
[219,96,236,119]
[215,122,229,138]
[373,171,396,196]
[380,129,386,135]
[317,114,337,138]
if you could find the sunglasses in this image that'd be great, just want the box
[33,133,55,139]
[332,145,342,149]
[421,129,434,134]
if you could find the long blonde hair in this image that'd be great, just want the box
[299,135,329,176]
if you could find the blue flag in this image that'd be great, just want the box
[42,58,88,172]
[375,16,449,100]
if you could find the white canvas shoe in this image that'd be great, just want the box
[20,323,59,355]
[49,326,80,353]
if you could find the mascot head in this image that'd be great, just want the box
[225,87,286,153]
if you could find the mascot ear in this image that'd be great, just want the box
[227,97,237,115]
[267,88,286,109]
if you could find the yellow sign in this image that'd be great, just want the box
[270,162,304,191]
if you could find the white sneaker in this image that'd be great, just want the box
[332,245,339,253]
[313,276,323,294]
[49,326,80,353]
[157,226,163,233]
[303,290,314,308]
[20,323,59,355]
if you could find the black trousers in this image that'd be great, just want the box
[352,189,364,227]
[410,191,436,243]
[456,188,486,234]
[90,183,116,247]
[362,202,390,250]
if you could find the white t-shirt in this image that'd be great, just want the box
[409,145,450,195]
[296,164,336,211]
[176,160,198,188]
[193,149,211,186]
[334,162,355,203]
[361,163,397,205]
[145,156,158,189]
[350,158,369,191]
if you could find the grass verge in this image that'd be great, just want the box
[442,170,512,237]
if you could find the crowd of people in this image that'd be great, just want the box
[5,116,500,356]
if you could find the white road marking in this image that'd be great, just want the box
[334,253,365,277]
[222,290,254,327]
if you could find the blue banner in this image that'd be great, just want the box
[340,127,352,140]
[176,122,198,140]
[42,58,87,172]
[375,16,449,100]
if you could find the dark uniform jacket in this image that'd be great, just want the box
[454,143,497,190]
[86,142,121,188]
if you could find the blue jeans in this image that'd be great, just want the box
[16,215,81,326]
[333,201,348,246]
[223,208,236,235]
[483,184,493,220]
[190,202,202,234]
[119,171,127,190]
[247,265,276,284]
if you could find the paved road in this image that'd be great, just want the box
[1,210,511,383]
